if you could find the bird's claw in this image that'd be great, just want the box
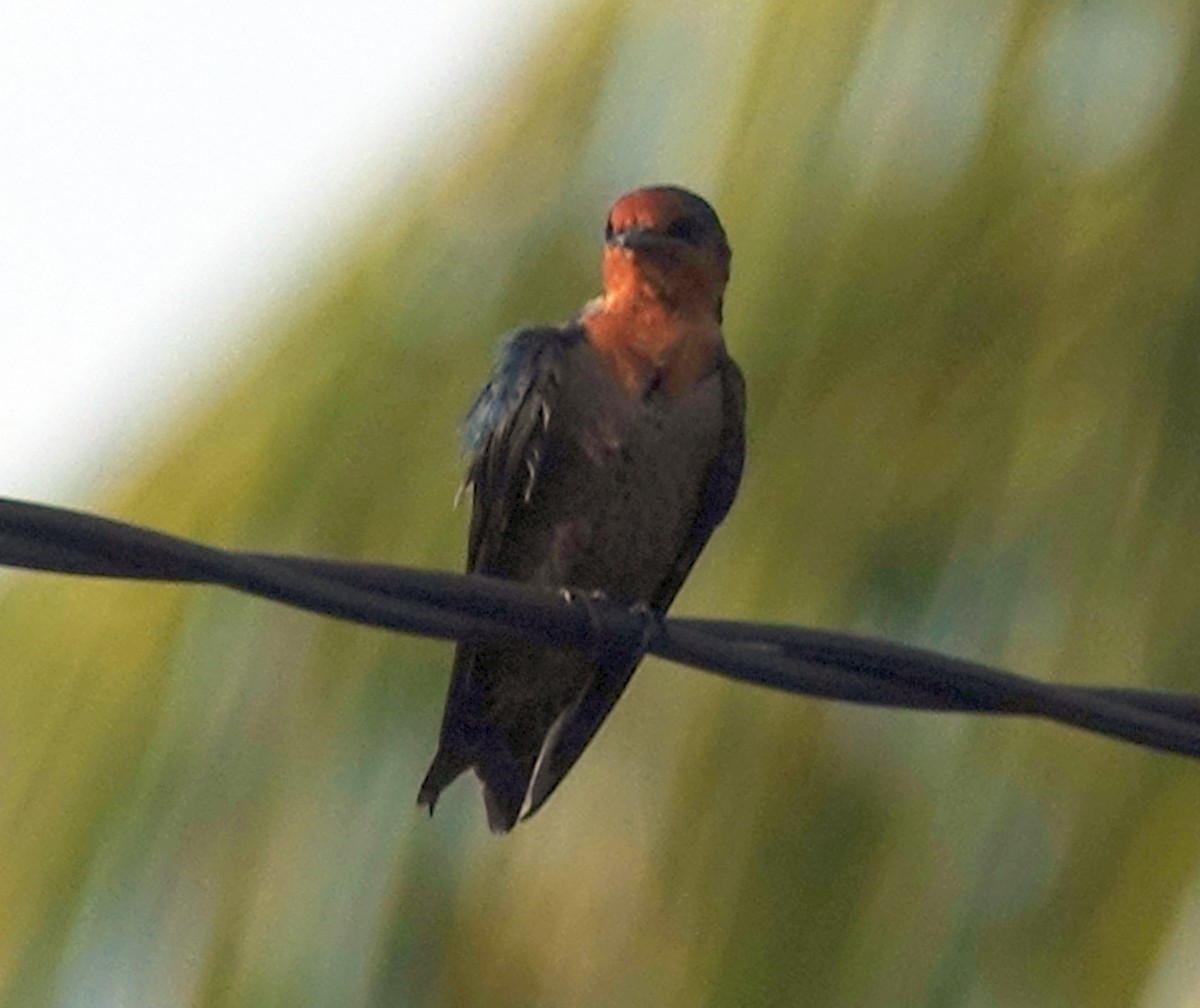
[627,601,663,655]
[559,589,660,662]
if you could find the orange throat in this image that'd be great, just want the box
[582,294,723,398]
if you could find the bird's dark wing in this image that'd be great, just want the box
[649,351,746,610]
[522,350,747,819]
[418,325,582,822]
[461,325,582,573]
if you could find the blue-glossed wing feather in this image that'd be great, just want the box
[460,325,583,572]
[418,325,582,825]
[461,328,556,453]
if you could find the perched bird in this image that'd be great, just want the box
[418,186,745,831]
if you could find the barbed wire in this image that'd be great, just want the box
[2,495,1200,758]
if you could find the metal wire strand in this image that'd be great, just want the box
[2,496,1199,760]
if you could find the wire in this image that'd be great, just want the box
[2,495,1198,759]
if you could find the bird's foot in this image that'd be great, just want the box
[559,589,661,663]
[626,601,664,656]
[559,587,607,657]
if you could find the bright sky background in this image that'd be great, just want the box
[1,0,557,503]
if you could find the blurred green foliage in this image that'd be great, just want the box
[4,0,1200,1004]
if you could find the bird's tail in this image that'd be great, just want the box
[418,738,531,833]
[418,641,537,832]
[416,746,471,817]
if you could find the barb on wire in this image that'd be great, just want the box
[2,495,1199,760]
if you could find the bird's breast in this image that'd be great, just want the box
[525,341,725,600]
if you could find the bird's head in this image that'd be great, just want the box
[601,186,731,322]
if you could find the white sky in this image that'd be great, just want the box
[0,0,558,502]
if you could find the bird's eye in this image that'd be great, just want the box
[665,218,702,244]
[604,219,614,242]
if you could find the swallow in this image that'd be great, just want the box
[418,185,745,831]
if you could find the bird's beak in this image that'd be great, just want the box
[608,227,666,252]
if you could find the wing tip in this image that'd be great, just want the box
[483,786,520,833]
